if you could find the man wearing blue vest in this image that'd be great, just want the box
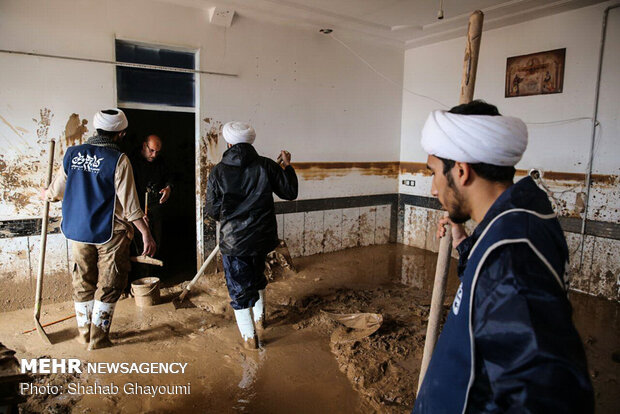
[43,109,155,350]
[414,101,593,413]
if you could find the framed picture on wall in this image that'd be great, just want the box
[505,48,566,97]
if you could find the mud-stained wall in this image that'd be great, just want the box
[398,3,620,302]
[277,205,392,258]
[399,167,620,302]
[0,106,96,311]
[197,116,399,261]
[0,234,72,311]
[1,0,403,309]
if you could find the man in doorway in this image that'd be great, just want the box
[413,101,593,413]
[129,134,173,272]
[206,122,298,349]
[42,109,155,350]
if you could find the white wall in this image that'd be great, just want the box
[0,0,404,220]
[399,1,619,222]
[398,1,620,301]
[400,0,618,172]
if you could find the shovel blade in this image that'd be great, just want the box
[33,316,52,345]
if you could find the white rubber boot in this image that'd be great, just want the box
[74,300,94,345]
[252,290,266,330]
[89,301,116,350]
[234,308,258,350]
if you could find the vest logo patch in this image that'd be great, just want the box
[71,152,104,174]
[453,283,463,315]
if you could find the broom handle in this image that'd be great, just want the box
[34,139,56,319]
[459,11,484,105]
[418,10,483,393]
[185,245,220,291]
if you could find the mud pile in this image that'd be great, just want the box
[328,289,429,412]
[269,283,447,413]
[19,358,89,414]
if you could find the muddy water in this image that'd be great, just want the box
[0,244,617,413]
[571,292,620,413]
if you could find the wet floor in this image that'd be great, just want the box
[0,244,618,413]
[570,291,620,412]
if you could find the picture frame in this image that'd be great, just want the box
[505,48,566,98]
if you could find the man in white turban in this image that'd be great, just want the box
[206,121,298,349]
[414,101,593,413]
[42,109,155,350]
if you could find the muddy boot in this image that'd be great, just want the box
[234,308,258,350]
[88,301,115,351]
[243,335,259,350]
[74,300,94,345]
[252,290,266,330]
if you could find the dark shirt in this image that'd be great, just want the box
[129,151,173,210]
[206,143,298,256]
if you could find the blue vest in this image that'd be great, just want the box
[414,208,566,414]
[61,144,122,244]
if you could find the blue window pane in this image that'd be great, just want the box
[115,40,195,107]
[115,40,195,69]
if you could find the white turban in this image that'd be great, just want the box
[93,109,128,132]
[222,122,256,145]
[421,110,528,166]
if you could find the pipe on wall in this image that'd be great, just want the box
[579,3,620,269]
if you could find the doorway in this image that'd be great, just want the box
[121,108,197,285]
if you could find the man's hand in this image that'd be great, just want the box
[133,217,156,256]
[141,232,156,256]
[278,150,292,167]
[159,186,171,204]
[437,215,468,249]
[39,188,47,201]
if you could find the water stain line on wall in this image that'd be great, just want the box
[293,162,400,181]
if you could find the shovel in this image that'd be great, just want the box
[33,139,55,344]
[174,245,220,309]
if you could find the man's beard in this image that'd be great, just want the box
[447,202,470,224]
[445,175,470,224]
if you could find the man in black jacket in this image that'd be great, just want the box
[129,134,173,256]
[206,121,298,349]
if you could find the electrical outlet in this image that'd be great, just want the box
[402,179,416,187]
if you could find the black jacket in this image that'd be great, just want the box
[206,143,298,256]
[128,150,173,210]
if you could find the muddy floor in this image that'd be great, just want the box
[0,244,618,413]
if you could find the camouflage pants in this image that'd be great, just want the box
[71,230,131,303]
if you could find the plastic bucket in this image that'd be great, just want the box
[131,277,160,307]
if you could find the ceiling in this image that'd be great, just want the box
[159,0,607,48]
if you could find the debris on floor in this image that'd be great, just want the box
[0,342,31,412]
[265,240,297,280]
[17,357,88,414]
[0,245,617,413]
[322,311,383,343]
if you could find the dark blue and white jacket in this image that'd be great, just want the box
[414,177,593,414]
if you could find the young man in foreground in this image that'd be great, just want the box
[413,101,593,413]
